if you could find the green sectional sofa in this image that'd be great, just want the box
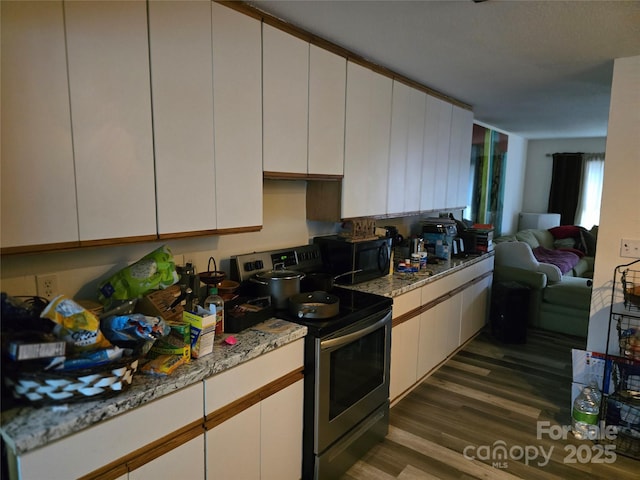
[492,227,597,338]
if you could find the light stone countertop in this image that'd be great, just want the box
[0,318,307,456]
[342,252,494,298]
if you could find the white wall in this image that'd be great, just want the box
[500,133,528,235]
[524,137,607,213]
[587,55,640,353]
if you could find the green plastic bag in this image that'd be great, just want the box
[98,245,180,306]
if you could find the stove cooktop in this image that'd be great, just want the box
[276,287,392,337]
[230,244,392,337]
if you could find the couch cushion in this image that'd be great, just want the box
[543,276,592,308]
[549,225,581,239]
[515,230,541,248]
[515,229,555,249]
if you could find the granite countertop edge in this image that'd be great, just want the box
[1,319,307,456]
[342,252,494,298]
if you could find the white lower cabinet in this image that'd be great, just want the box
[129,436,205,480]
[390,317,420,401]
[389,288,421,401]
[417,295,461,379]
[260,381,304,480]
[6,383,204,480]
[460,274,492,344]
[206,404,261,480]
[204,339,305,480]
[390,257,493,404]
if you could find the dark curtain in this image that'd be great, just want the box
[548,153,583,225]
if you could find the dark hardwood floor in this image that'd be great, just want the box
[343,328,639,479]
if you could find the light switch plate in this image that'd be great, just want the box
[620,238,640,258]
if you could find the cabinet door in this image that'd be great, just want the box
[14,383,203,480]
[262,24,309,174]
[212,3,263,229]
[388,81,426,215]
[149,0,216,235]
[422,95,452,211]
[130,436,205,479]
[447,105,474,209]
[343,62,393,218]
[418,294,461,378]
[460,275,492,344]
[308,45,346,176]
[65,1,156,241]
[455,106,474,209]
[1,1,78,249]
[206,404,261,480]
[261,380,304,480]
[390,318,420,402]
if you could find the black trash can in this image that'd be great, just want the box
[490,281,530,343]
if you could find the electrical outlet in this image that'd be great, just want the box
[620,238,640,259]
[36,274,59,300]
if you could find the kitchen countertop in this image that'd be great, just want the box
[0,318,307,456]
[1,252,493,457]
[342,252,494,298]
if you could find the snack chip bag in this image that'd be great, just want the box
[98,245,180,306]
[41,295,112,352]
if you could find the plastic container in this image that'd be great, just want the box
[572,384,601,440]
[204,287,224,335]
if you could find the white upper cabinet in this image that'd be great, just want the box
[148,0,216,235]
[308,45,347,176]
[450,105,474,209]
[343,62,393,218]
[421,95,452,211]
[65,1,156,241]
[211,3,263,229]
[388,81,426,215]
[262,24,309,174]
[1,1,78,249]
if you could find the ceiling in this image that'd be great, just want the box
[248,0,640,139]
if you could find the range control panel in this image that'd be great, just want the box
[230,244,323,282]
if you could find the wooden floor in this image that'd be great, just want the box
[343,329,639,480]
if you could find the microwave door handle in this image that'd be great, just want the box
[320,311,390,351]
[378,242,389,271]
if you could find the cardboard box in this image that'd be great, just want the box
[571,349,615,408]
[183,307,216,358]
[8,340,66,361]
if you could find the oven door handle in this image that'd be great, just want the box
[320,311,390,351]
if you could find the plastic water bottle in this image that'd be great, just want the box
[204,287,224,335]
[572,384,601,440]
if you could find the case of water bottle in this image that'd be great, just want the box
[598,260,640,459]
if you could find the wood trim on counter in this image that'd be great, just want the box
[391,270,493,328]
[205,367,304,430]
[77,367,303,480]
[158,225,262,240]
[264,171,343,181]
[216,1,472,111]
[77,420,204,480]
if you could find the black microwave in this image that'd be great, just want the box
[313,235,392,284]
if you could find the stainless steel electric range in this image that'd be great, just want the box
[231,243,393,479]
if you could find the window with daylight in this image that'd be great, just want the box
[575,153,604,230]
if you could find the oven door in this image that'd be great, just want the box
[314,307,392,454]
